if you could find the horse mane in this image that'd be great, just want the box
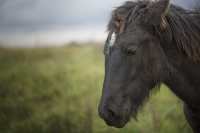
[157,5,200,62]
[109,1,200,62]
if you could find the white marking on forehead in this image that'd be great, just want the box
[109,33,116,47]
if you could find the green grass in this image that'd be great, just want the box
[0,44,192,133]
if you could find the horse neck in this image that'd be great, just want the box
[160,40,200,106]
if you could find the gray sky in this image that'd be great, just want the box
[0,0,126,32]
[0,0,199,46]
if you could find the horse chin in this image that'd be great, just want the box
[131,109,139,121]
[105,115,130,128]
[130,105,140,121]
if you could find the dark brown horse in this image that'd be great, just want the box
[98,0,200,132]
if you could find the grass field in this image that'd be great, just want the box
[0,44,192,133]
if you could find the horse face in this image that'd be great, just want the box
[99,0,170,128]
[99,26,156,128]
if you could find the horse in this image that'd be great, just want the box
[98,0,200,132]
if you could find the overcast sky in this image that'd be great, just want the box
[0,0,199,46]
[0,0,122,31]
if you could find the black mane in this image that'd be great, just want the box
[157,5,200,62]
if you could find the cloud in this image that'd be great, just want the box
[1,0,198,32]
[0,0,126,32]
[172,0,200,9]
[0,0,199,45]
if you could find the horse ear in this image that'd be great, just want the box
[146,0,170,28]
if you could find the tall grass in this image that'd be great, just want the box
[0,44,192,133]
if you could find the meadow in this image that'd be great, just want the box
[0,44,192,133]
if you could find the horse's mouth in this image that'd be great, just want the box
[103,110,133,128]
[104,116,130,128]
[100,104,139,128]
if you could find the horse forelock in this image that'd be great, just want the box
[107,0,150,32]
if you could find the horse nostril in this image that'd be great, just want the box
[107,107,118,119]
[108,108,115,117]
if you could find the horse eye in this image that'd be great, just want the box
[123,46,137,55]
[126,49,136,55]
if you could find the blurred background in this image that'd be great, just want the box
[0,0,199,133]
